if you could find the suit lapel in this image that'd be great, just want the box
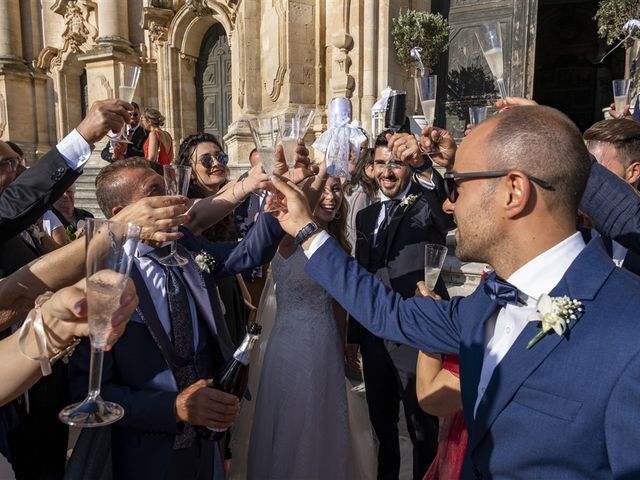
[129,265,189,369]
[357,204,381,269]
[459,290,501,430]
[468,238,614,453]
[384,183,424,259]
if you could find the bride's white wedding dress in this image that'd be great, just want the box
[229,248,376,480]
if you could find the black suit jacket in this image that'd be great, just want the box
[351,173,455,373]
[100,126,148,161]
[0,147,81,243]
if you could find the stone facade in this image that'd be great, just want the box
[1,0,437,167]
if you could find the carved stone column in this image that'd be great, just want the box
[0,0,25,67]
[361,0,378,131]
[94,0,133,53]
[329,0,355,98]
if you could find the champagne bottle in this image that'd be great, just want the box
[196,322,262,440]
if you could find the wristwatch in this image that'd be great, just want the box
[294,222,320,245]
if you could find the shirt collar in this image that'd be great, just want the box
[135,241,172,258]
[507,231,586,300]
[379,182,412,202]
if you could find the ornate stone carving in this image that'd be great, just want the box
[92,74,113,100]
[0,94,6,138]
[186,0,213,17]
[149,21,169,46]
[38,0,98,72]
[263,0,287,102]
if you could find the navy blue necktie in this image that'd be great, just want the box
[375,199,400,248]
[483,272,521,306]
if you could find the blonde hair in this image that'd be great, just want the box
[142,108,165,127]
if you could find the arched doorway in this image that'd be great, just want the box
[196,23,232,145]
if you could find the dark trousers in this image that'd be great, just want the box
[361,335,438,480]
[7,363,69,480]
[165,436,215,480]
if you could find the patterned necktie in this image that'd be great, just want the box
[483,272,522,306]
[146,248,199,448]
[375,199,400,248]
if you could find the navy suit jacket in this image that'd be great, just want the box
[306,235,640,479]
[100,126,148,161]
[581,158,640,253]
[69,213,283,480]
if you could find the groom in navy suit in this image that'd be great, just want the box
[69,157,293,479]
[270,105,640,478]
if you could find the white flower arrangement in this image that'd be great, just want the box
[194,250,216,274]
[400,193,419,210]
[526,294,583,349]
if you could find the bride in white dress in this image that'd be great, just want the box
[229,176,376,480]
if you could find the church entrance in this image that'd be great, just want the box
[532,0,625,131]
[196,23,232,145]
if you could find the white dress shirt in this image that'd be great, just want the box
[55,129,93,171]
[134,243,200,350]
[611,240,628,268]
[474,232,586,415]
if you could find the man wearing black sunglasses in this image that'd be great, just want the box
[270,104,640,479]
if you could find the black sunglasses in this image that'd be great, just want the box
[443,170,554,203]
[198,152,228,168]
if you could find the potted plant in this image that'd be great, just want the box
[391,9,450,121]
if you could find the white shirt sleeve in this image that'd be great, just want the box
[55,129,93,171]
[414,172,435,190]
[303,230,331,258]
[42,210,63,236]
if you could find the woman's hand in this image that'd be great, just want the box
[41,278,138,352]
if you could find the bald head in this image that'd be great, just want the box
[480,105,591,215]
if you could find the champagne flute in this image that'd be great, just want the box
[476,22,507,100]
[469,106,488,126]
[424,243,448,290]
[110,62,142,144]
[612,79,631,116]
[59,218,141,427]
[158,165,192,267]
[248,117,279,177]
[278,107,315,169]
[416,76,438,127]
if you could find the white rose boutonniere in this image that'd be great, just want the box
[400,194,419,210]
[194,250,216,274]
[526,294,583,349]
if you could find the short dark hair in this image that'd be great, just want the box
[95,157,153,218]
[374,130,393,148]
[131,101,140,111]
[486,106,591,215]
[584,119,640,168]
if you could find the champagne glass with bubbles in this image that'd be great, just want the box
[613,79,631,116]
[158,165,192,267]
[278,107,315,169]
[247,117,283,211]
[110,62,141,144]
[59,218,141,427]
[424,243,448,290]
[416,76,438,127]
[476,22,507,100]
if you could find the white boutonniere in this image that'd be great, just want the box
[400,194,418,210]
[526,294,582,349]
[194,250,216,273]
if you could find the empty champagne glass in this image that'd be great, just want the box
[110,62,142,144]
[469,106,488,126]
[158,165,192,267]
[424,244,448,290]
[416,76,438,127]
[59,218,141,427]
[476,23,507,100]
[612,79,631,115]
